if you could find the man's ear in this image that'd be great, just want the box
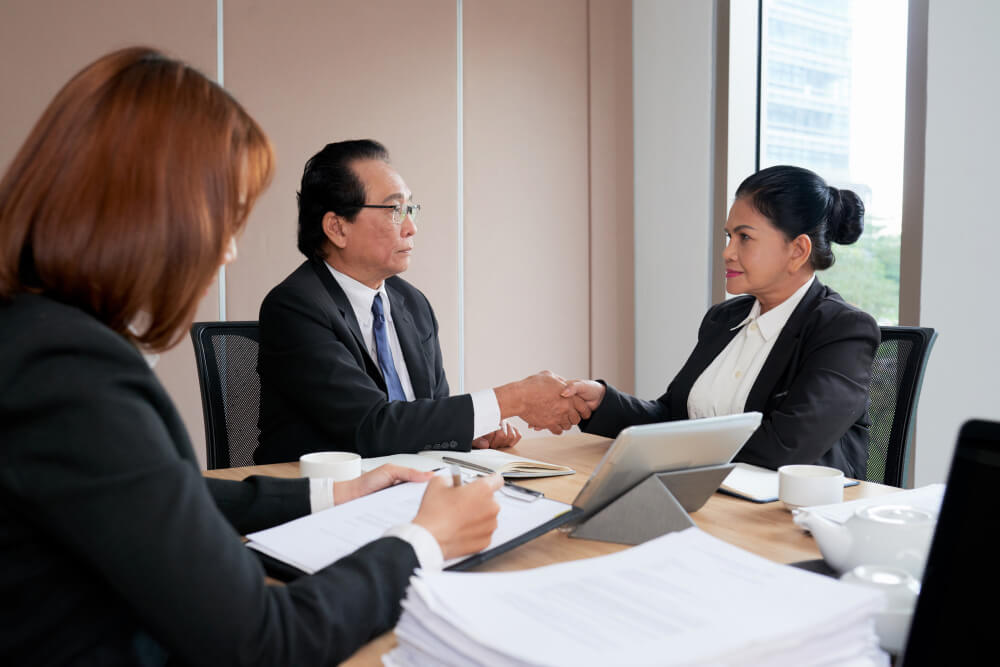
[322,211,349,250]
[788,233,812,273]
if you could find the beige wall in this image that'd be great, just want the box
[0,0,218,465]
[0,0,634,465]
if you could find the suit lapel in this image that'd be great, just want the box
[308,260,386,388]
[669,298,753,416]
[744,279,824,412]
[386,282,432,398]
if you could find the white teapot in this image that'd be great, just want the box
[793,504,936,579]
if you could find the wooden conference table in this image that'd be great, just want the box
[204,432,896,665]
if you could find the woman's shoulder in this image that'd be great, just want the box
[0,293,149,379]
[805,282,880,339]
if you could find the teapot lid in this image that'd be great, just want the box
[856,504,936,525]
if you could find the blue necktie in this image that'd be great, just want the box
[371,293,406,401]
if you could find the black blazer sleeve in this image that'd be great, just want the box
[257,264,474,461]
[0,301,418,666]
[205,475,310,535]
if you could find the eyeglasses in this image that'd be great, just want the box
[358,202,421,225]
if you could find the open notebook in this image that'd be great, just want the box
[362,449,575,478]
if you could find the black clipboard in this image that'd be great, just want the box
[252,506,582,582]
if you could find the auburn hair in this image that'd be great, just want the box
[0,47,273,350]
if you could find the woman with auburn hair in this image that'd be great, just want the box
[562,166,880,478]
[0,47,501,665]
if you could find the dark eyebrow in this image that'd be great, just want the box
[726,224,756,234]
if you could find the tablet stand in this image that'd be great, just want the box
[569,464,735,546]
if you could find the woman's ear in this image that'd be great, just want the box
[322,212,349,250]
[788,233,812,273]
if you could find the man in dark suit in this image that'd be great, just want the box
[256,140,578,464]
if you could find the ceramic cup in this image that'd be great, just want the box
[299,452,362,481]
[839,565,921,654]
[778,464,844,510]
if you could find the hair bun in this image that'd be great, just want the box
[827,186,864,245]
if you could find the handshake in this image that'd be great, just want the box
[484,371,608,444]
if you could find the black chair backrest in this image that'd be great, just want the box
[190,321,261,469]
[866,326,937,487]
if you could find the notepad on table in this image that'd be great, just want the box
[362,449,575,478]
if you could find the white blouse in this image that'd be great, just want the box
[686,275,815,419]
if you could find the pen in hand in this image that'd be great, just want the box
[450,464,463,487]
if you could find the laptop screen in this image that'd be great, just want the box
[900,419,1000,664]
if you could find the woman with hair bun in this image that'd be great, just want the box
[565,165,879,477]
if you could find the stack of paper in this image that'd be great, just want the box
[385,528,888,666]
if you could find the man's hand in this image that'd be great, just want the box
[332,464,433,505]
[413,474,503,559]
[471,421,522,449]
[494,371,590,435]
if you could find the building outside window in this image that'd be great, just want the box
[759,0,908,324]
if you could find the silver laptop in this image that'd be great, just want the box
[572,412,762,520]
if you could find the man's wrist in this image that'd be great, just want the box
[493,381,523,420]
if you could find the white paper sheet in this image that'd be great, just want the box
[246,471,573,574]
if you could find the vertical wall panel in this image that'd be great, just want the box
[223,0,461,385]
[914,0,1000,484]
[588,0,635,393]
[0,0,218,466]
[463,0,591,398]
[633,0,717,398]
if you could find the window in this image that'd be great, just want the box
[758,0,908,324]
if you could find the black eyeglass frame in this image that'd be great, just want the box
[357,202,421,225]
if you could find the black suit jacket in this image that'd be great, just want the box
[0,293,418,666]
[583,280,879,477]
[256,259,473,463]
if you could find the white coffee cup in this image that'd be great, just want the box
[778,464,844,510]
[839,565,920,654]
[299,451,362,481]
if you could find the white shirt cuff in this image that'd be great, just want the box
[471,389,502,440]
[308,478,336,513]
[383,523,445,570]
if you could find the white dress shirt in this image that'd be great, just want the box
[325,263,501,439]
[687,275,815,419]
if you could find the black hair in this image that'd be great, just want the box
[296,139,391,260]
[734,165,864,270]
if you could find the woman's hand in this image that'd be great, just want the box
[412,474,503,559]
[332,464,434,505]
[561,380,607,417]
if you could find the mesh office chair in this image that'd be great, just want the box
[190,321,261,469]
[865,326,937,487]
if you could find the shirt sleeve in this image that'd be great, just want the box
[471,388,502,439]
[308,478,336,512]
[383,523,445,570]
